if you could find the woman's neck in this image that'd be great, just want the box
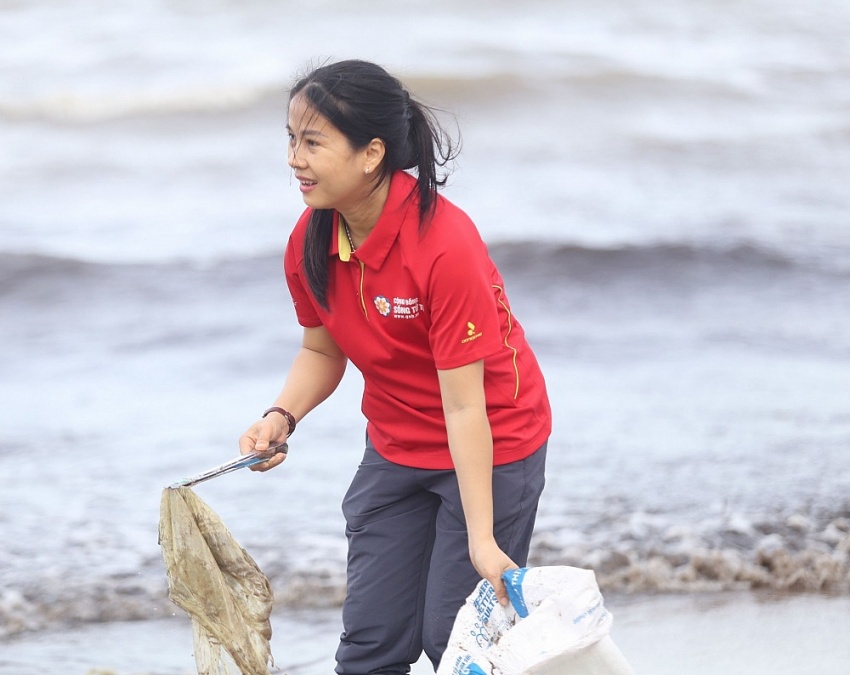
[338,178,391,246]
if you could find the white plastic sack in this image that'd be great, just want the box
[438,566,634,675]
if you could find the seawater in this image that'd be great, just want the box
[1,0,849,641]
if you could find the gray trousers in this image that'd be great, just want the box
[335,438,547,675]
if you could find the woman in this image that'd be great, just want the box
[239,59,551,674]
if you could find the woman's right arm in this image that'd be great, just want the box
[239,324,347,470]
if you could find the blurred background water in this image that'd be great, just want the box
[1,0,849,667]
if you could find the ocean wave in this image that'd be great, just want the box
[404,66,748,102]
[0,253,120,307]
[0,252,277,305]
[531,509,850,596]
[488,240,849,283]
[0,63,749,125]
[1,509,847,639]
[0,252,94,285]
[1,241,845,303]
[0,84,286,124]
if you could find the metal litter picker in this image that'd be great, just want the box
[167,442,288,489]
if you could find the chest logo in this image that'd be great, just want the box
[392,296,421,320]
[374,295,423,320]
[374,296,391,316]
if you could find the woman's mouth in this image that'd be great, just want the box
[298,178,317,194]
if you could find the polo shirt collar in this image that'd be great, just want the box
[331,171,417,270]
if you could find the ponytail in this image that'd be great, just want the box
[405,96,458,225]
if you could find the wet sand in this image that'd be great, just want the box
[2,592,849,675]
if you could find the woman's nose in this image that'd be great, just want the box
[288,145,304,169]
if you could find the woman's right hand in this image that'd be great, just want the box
[239,416,289,472]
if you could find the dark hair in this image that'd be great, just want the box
[290,59,458,309]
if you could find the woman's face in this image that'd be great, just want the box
[286,93,371,213]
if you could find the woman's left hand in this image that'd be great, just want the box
[469,537,519,607]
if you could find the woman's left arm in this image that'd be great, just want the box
[438,359,517,606]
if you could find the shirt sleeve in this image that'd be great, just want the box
[426,218,503,370]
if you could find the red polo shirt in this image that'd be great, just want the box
[284,171,551,469]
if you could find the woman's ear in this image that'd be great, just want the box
[363,137,386,174]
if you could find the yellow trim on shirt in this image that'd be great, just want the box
[493,284,520,399]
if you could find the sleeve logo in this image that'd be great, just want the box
[462,321,483,343]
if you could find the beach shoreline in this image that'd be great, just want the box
[1,591,848,675]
